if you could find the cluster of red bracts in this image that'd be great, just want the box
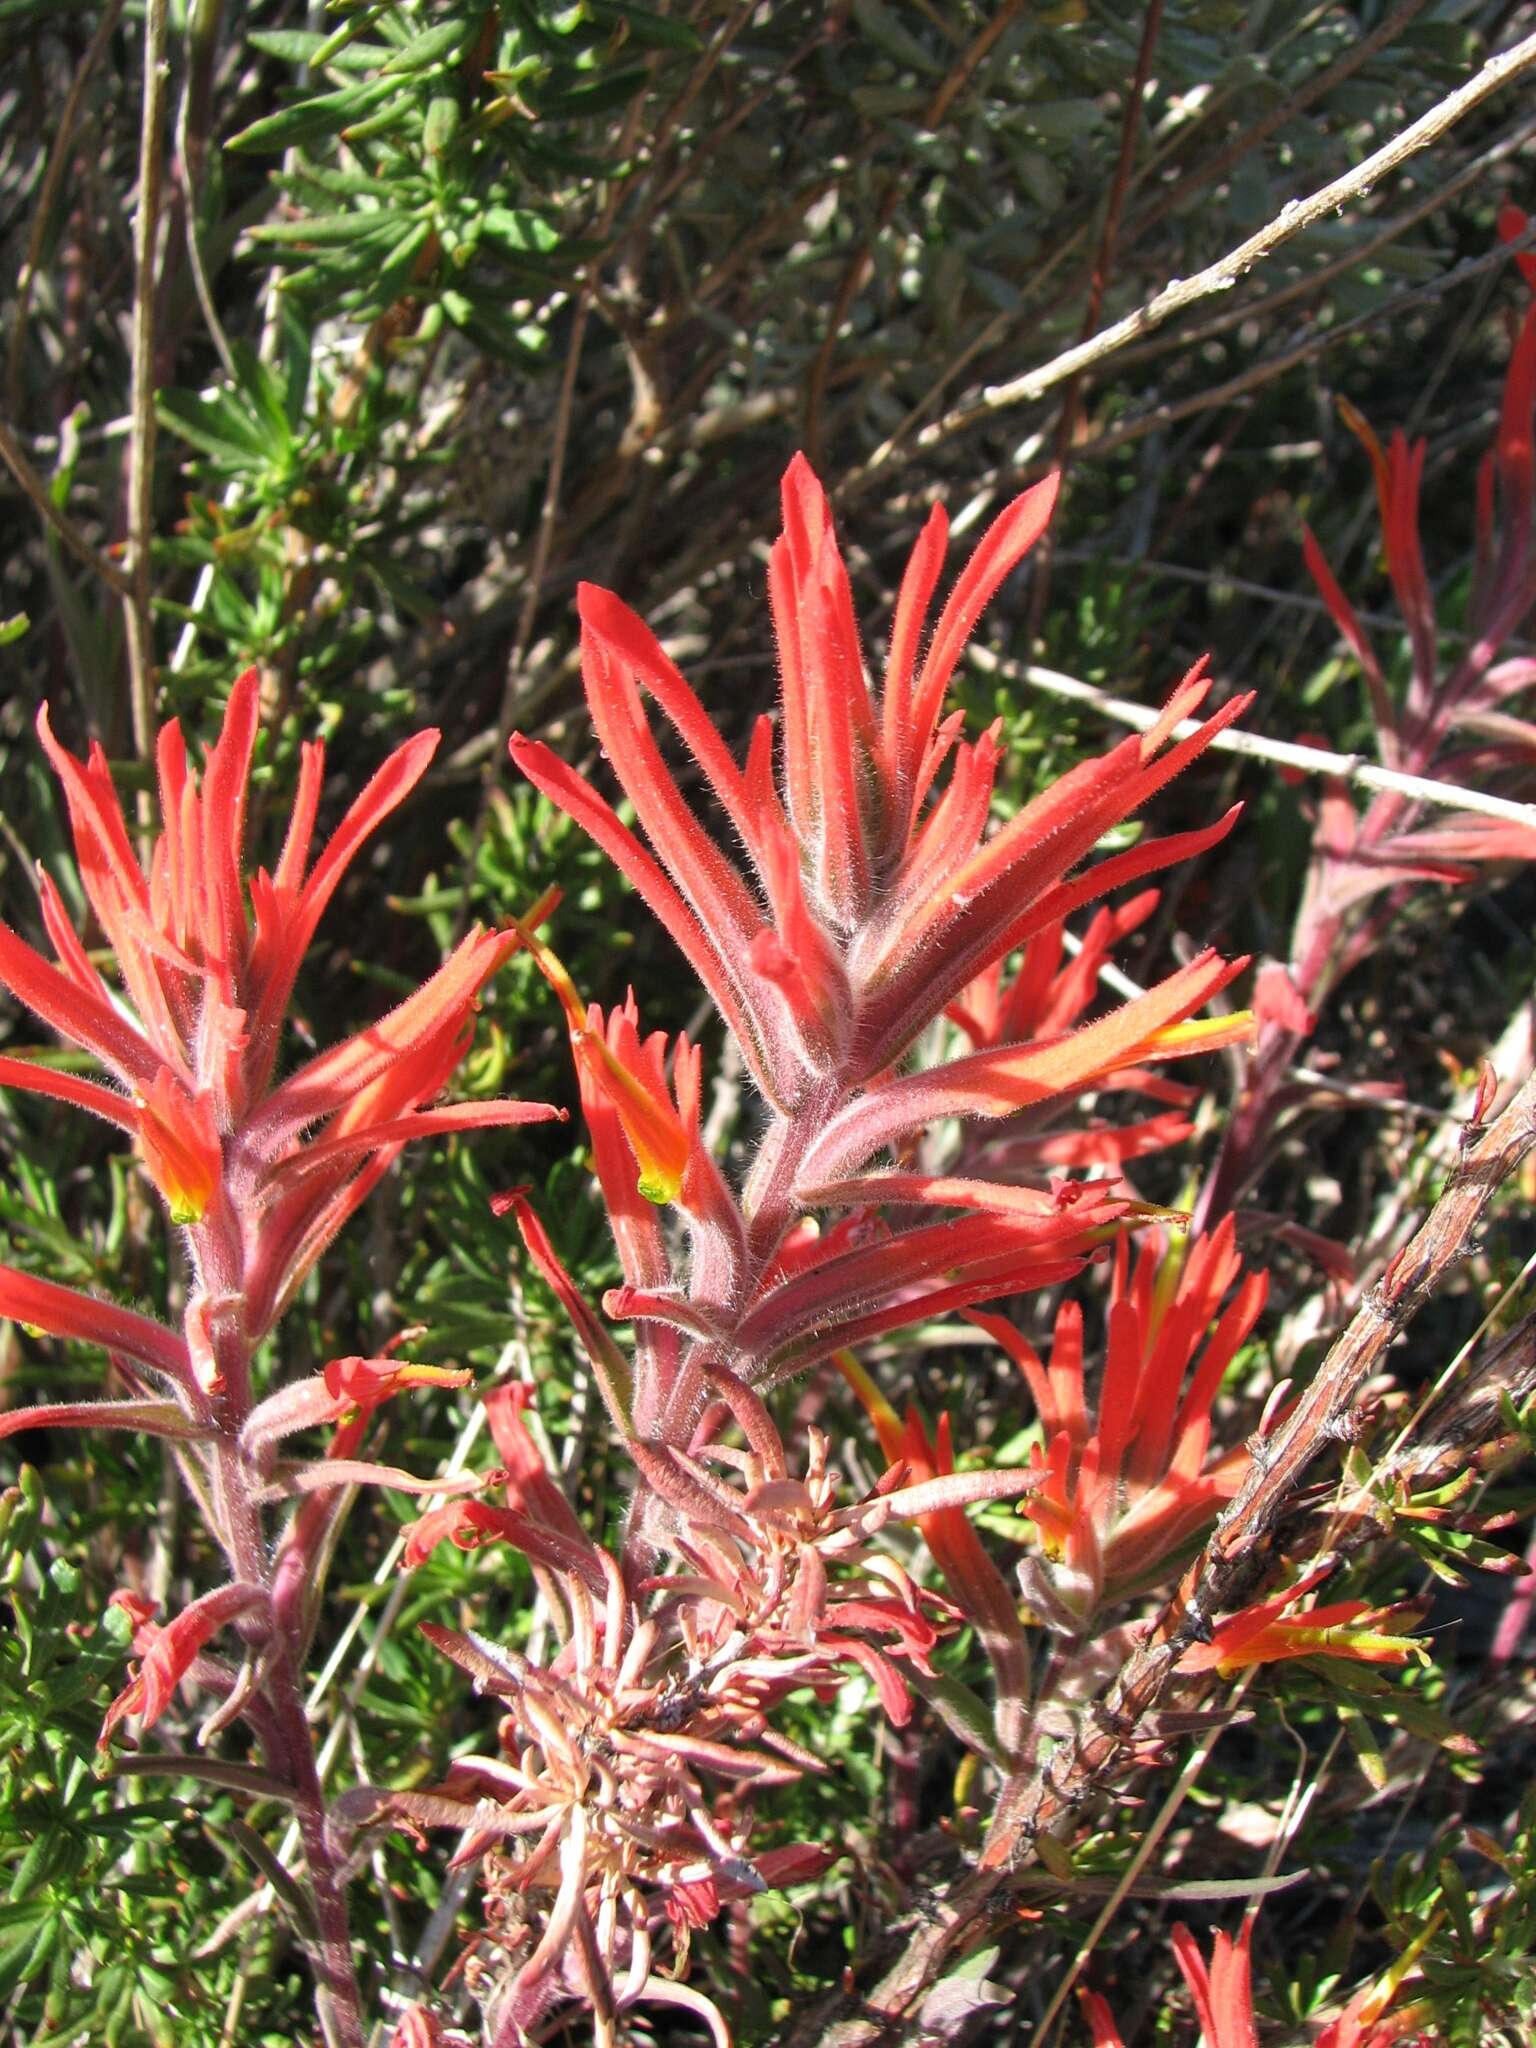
[508,455,1256,1487]
[0,676,555,1746]
[0,441,1433,2048]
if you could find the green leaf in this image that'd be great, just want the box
[380,20,470,73]
[226,74,402,153]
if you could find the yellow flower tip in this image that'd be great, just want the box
[393,1362,474,1392]
[635,1161,684,1206]
[575,1030,690,1208]
[1336,395,1384,461]
[522,928,588,1035]
[1146,1010,1256,1057]
[134,1075,222,1228]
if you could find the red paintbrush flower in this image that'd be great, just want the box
[1171,1918,1261,2048]
[0,673,560,1409]
[1082,1916,1261,2047]
[507,461,1255,1518]
[513,455,1252,1113]
[974,1216,1267,1613]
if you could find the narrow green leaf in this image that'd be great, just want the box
[226,74,401,153]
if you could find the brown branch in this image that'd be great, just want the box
[1027,0,1165,637]
[5,0,126,420]
[1128,0,1431,241]
[791,1066,1536,2046]
[998,1063,1536,1858]
[0,416,132,596]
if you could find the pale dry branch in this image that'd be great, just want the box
[967,647,1536,832]
[790,1068,1536,2047]
[869,25,1536,475]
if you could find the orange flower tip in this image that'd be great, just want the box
[517,883,563,933]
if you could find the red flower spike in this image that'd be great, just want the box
[509,460,1249,1589]
[1214,210,1536,1235]
[2,683,558,1350]
[514,456,1248,1109]
[974,1216,1267,1612]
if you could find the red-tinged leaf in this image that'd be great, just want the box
[627,1438,756,1541]
[0,1054,138,1132]
[907,473,1059,793]
[811,952,1250,1176]
[862,705,1252,1077]
[881,502,949,798]
[816,1634,912,1724]
[0,1264,195,1388]
[1302,526,1398,754]
[481,1383,596,1552]
[754,1842,838,1888]
[0,917,160,1087]
[418,1620,529,1697]
[798,1171,1118,1220]
[604,1285,727,1342]
[254,927,518,1143]
[844,1467,1039,1526]
[579,590,769,955]
[510,734,764,1076]
[497,1188,634,1433]
[612,1727,802,1784]
[256,1458,486,1502]
[1170,1921,1259,2048]
[757,1255,1090,1388]
[0,1398,208,1443]
[1079,1988,1128,2048]
[248,727,439,1057]
[264,1096,565,1187]
[404,1497,608,1590]
[576,584,761,863]
[100,1581,266,1745]
[1020,1110,1196,1169]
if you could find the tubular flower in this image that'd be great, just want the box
[837,1352,1030,1743]
[0,673,560,1373]
[1178,1561,1428,1678]
[945,888,1203,1173]
[973,1216,1268,1614]
[1082,1918,1260,2047]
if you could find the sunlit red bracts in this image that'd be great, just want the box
[1200,210,1536,1228]
[975,1217,1268,1615]
[0,675,557,1361]
[510,456,1255,1483]
[0,682,555,1729]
